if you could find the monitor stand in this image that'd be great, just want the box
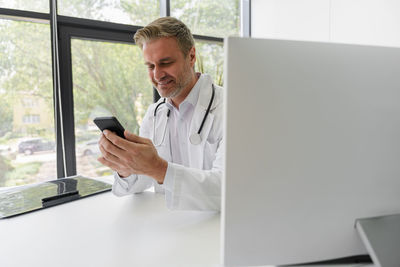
[356,214,400,267]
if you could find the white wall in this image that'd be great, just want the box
[252,0,400,47]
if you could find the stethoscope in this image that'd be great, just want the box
[153,84,215,146]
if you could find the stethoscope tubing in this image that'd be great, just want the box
[197,84,215,135]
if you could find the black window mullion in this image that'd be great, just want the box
[57,15,142,37]
[0,7,49,22]
[50,0,68,178]
[59,25,136,44]
[155,0,171,102]
[57,25,76,177]
[160,0,170,17]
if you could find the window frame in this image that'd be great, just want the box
[56,17,141,177]
[0,0,247,180]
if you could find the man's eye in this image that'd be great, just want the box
[147,65,154,70]
[161,62,172,66]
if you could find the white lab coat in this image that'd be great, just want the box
[112,74,223,211]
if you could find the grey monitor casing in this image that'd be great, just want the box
[222,37,400,266]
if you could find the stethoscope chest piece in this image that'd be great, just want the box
[189,133,202,145]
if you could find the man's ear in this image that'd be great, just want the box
[189,46,196,67]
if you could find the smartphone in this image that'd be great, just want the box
[93,116,126,139]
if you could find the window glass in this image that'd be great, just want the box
[0,0,49,13]
[195,41,224,86]
[171,0,240,37]
[0,19,55,188]
[59,0,159,26]
[71,39,153,179]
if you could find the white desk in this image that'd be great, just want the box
[0,191,220,267]
[0,185,376,267]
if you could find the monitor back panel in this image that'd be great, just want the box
[222,37,400,266]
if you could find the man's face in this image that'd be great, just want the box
[143,37,195,99]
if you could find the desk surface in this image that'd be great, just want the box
[0,190,220,267]
[0,184,376,267]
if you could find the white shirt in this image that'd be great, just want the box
[166,74,201,167]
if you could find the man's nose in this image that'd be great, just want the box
[153,66,166,82]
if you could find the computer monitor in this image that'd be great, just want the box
[221,37,400,266]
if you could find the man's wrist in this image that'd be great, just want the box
[152,158,168,184]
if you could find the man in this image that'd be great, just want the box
[98,17,223,211]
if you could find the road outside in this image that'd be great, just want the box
[0,147,110,187]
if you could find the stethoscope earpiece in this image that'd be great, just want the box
[153,84,215,146]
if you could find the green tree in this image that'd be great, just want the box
[171,0,240,37]
[0,19,53,112]
[0,155,13,187]
[71,39,153,134]
[120,0,159,26]
[0,94,13,137]
[0,0,49,13]
[59,0,112,19]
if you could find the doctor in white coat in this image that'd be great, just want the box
[97,17,223,211]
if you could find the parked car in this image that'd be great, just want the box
[78,140,100,156]
[18,138,55,155]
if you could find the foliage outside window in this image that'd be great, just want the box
[0,0,49,13]
[171,0,240,37]
[59,0,160,26]
[0,19,56,187]
[195,41,224,86]
[71,39,153,178]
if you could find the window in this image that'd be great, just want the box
[0,19,56,187]
[21,98,39,107]
[0,0,49,13]
[0,0,243,187]
[22,115,41,124]
[59,0,159,26]
[71,38,152,179]
[171,0,240,37]
[195,41,224,85]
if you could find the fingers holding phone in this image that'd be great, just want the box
[94,116,167,182]
[94,116,130,176]
[97,130,130,177]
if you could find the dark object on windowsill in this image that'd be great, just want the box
[42,190,80,208]
[0,175,111,219]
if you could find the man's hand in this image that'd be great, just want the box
[97,130,168,184]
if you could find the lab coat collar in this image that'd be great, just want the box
[197,73,219,111]
[183,73,202,108]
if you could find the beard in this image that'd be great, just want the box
[154,63,193,99]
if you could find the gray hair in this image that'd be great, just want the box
[134,17,195,57]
